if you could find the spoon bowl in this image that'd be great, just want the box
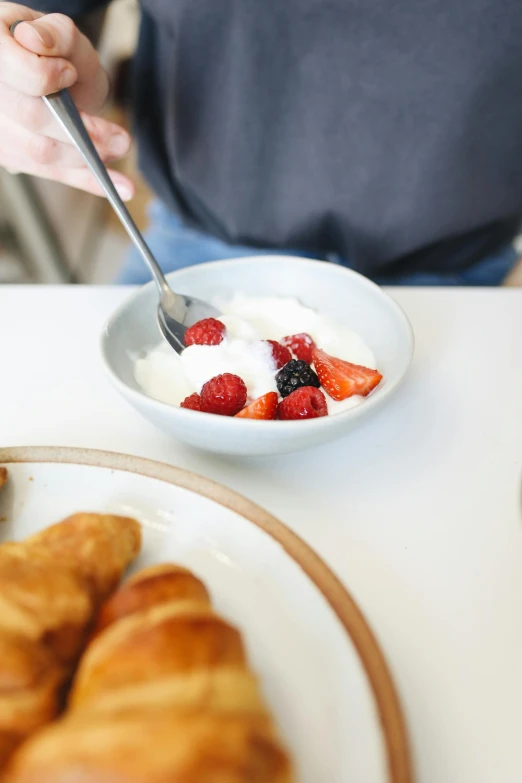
[157,289,220,352]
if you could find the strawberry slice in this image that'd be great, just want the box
[312,347,382,400]
[235,391,278,420]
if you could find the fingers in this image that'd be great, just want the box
[4,151,135,201]
[0,82,131,154]
[0,11,108,111]
[80,114,131,159]
[0,3,42,28]
[0,31,77,95]
[12,14,110,111]
[39,165,135,201]
[0,113,130,171]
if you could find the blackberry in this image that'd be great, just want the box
[276,359,321,398]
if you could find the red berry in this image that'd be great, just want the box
[281,333,316,363]
[180,393,202,411]
[312,347,382,400]
[200,373,247,416]
[278,386,328,420]
[235,391,278,420]
[184,318,225,347]
[265,340,292,369]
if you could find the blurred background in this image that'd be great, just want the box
[0,0,521,286]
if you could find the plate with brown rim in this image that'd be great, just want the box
[0,446,413,783]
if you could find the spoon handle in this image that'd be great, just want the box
[41,89,170,295]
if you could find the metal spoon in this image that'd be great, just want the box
[48,89,222,351]
[10,21,218,353]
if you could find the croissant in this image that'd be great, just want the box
[0,513,141,772]
[5,563,294,782]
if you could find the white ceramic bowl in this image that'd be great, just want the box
[101,256,414,456]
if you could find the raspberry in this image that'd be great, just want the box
[276,359,321,398]
[278,387,328,420]
[265,340,292,369]
[200,373,247,416]
[184,318,225,347]
[281,333,316,363]
[180,393,202,411]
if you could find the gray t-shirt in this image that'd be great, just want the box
[27,0,522,275]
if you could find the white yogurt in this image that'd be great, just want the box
[134,295,378,415]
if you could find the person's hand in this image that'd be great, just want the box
[0,3,134,199]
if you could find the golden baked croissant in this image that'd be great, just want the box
[25,513,142,604]
[0,513,141,773]
[5,564,294,782]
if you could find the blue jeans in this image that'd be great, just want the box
[118,200,519,286]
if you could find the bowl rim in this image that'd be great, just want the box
[100,255,415,430]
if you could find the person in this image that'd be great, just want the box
[1,1,521,286]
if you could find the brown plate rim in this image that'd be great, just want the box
[0,445,413,783]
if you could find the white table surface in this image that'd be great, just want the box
[2,285,522,783]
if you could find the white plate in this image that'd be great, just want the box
[0,447,412,783]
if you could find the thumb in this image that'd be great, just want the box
[11,18,56,51]
[12,14,108,112]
